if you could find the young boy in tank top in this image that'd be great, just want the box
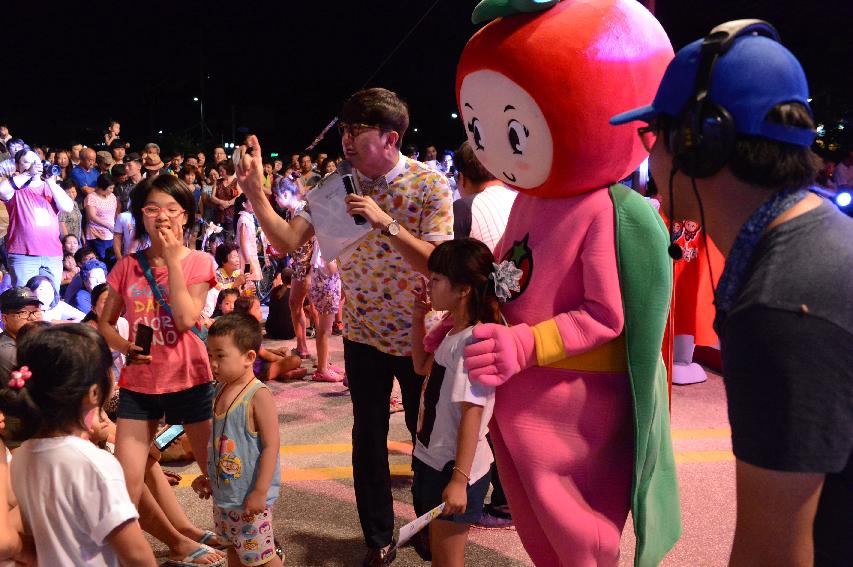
[192,312,283,566]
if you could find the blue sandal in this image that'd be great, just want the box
[164,544,226,567]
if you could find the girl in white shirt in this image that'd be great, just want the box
[0,325,156,567]
[26,274,85,322]
[410,238,505,566]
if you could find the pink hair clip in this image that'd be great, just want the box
[8,366,32,389]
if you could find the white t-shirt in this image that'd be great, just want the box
[413,326,495,484]
[11,436,139,567]
[470,183,517,253]
[113,211,141,256]
[43,300,86,322]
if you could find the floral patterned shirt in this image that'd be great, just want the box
[303,153,453,355]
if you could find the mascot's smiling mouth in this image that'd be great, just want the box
[503,171,517,182]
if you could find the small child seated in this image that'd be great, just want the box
[193,313,284,566]
[233,295,306,381]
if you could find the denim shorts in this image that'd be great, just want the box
[117,382,214,424]
[412,457,491,524]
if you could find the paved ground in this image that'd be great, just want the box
[160,333,735,566]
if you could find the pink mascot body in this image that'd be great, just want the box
[457,1,681,565]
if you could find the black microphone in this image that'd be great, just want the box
[338,160,367,225]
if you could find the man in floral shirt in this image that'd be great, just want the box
[237,88,453,566]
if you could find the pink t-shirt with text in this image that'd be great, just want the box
[5,181,62,256]
[107,250,216,394]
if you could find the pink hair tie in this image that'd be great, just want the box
[8,366,32,389]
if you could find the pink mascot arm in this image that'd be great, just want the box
[464,205,624,386]
[464,323,536,386]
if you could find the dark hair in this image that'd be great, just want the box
[0,325,113,440]
[25,275,59,310]
[319,158,337,175]
[74,246,95,265]
[217,159,235,176]
[90,283,109,309]
[129,174,196,239]
[208,312,262,354]
[61,233,79,247]
[213,288,240,317]
[728,103,821,191]
[179,165,200,181]
[15,321,51,343]
[454,141,496,184]
[233,295,259,316]
[427,238,501,326]
[340,88,409,149]
[61,177,80,191]
[96,173,114,191]
[111,163,127,177]
[214,242,239,268]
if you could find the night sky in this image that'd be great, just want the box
[3,0,850,158]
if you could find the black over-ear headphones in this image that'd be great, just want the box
[669,19,780,178]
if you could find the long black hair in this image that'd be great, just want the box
[0,324,113,440]
[427,238,501,326]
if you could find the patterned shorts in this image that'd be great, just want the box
[308,269,341,314]
[213,505,279,566]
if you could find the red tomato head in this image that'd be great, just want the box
[456,0,673,198]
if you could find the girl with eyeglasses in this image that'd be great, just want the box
[97,176,225,566]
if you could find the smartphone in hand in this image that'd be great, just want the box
[135,324,154,356]
[153,424,185,451]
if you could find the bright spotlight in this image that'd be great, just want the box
[158,130,163,134]
[450,112,458,119]
[836,192,852,208]
[193,97,199,102]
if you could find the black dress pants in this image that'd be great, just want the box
[343,338,425,549]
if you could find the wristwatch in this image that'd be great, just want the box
[382,219,401,237]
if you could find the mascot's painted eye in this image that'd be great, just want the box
[467,117,485,151]
[507,119,530,155]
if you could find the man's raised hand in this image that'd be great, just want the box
[236,135,265,198]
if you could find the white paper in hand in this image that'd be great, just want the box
[394,502,446,550]
[306,171,372,261]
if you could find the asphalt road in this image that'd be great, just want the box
[159,334,735,566]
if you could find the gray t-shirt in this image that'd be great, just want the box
[720,198,853,564]
[0,331,16,379]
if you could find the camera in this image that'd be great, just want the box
[41,160,62,179]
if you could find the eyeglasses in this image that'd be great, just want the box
[337,122,390,139]
[637,123,659,153]
[11,309,42,320]
[141,204,186,218]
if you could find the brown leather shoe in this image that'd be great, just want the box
[362,541,397,566]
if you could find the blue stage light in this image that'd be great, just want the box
[836,191,852,208]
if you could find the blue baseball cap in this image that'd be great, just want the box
[610,34,816,147]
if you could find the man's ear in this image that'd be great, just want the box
[385,131,400,150]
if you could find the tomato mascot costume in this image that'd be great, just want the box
[457,1,681,565]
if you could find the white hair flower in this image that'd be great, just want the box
[489,261,523,303]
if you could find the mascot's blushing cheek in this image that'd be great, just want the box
[459,69,553,190]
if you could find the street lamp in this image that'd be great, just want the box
[194,97,205,140]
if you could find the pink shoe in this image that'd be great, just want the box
[312,368,344,383]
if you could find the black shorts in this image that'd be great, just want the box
[412,457,490,524]
[117,382,214,424]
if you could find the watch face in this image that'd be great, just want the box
[388,220,400,235]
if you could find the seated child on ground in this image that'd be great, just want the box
[192,313,284,566]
